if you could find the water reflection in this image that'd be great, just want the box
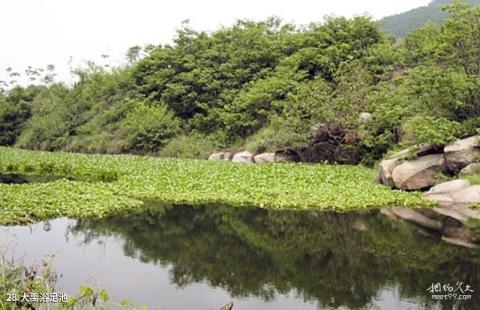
[65,204,480,309]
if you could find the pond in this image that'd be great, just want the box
[1,204,479,310]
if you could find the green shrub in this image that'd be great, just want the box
[0,86,41,146]
[402,116,461,146]
[158,133,216,159]
[121,101,181,153]
[245,116,309,152]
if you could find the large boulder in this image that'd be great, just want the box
[424,181,480,205]
[253,153,275,163]
[426,179,471,195]
[380,158,402,188]
[444,136,480,172]
[424,179,471,203]
[451,185,480,204]
[232,151,254,163]
[391,154,446,190]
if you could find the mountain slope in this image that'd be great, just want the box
[380,0,480,37]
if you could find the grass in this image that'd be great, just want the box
[466,174,480,185]
[0,147,433,225]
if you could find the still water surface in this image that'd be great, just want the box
[1,204,479,309]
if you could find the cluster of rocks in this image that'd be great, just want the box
[380,135,480,203]
[208,149,301,164]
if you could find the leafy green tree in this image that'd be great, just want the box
[121,101,181,153]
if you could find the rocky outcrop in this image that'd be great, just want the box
[451,186,480,204]
[231,151,254,163]
[424,179,480,205]
[379,136,479,191]
[424,179,470,203]
[253,153,275,163]
[444,136,480,172]
[391,154,445,190]
[425,179,470,195]
[380,158,402,188]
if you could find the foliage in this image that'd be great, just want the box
[244,116,310,152]
[0,147,432,226]
[0,86,40,146]
[402,116,461,145]
[158,132,216,159]
[1,4,480,161]
[120,101,181,153]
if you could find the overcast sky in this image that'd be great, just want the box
[0,0,431,84]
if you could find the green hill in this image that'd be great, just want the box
[381,0,480,37]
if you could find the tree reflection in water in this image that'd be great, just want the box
[70,203,480,309]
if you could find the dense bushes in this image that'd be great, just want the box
[158,133,216,159]
[1,3,480,163]
[121,101,181,153]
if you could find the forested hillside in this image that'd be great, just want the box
[1,3,480,165]
[381,0,480,37]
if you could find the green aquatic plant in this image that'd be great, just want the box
[0,147,432,225]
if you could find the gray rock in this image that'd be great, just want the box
[444,136,480,172]
[391,154,446,190]
[451,185,480,204]
[460,163,480,176]
[380,158,402,188]
[232,151,254,163]
[426,179,471,195]
[253,153,275,163]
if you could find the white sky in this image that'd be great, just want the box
[0,0,431,85]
